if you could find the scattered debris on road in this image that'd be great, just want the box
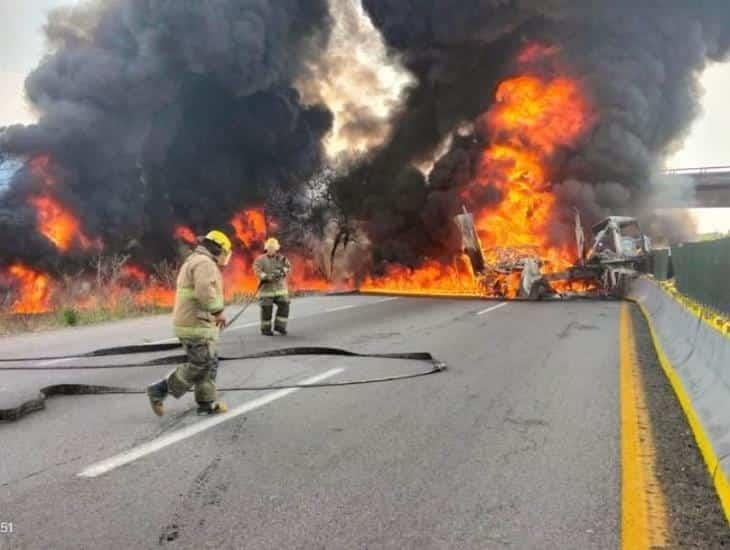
[455,207,652,300]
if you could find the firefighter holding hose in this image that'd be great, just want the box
[147,230,232,416]
[253,237,291,336]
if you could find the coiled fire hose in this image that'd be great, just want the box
[0,285,264,368]
[0,336,447,422]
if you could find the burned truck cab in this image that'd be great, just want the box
[583,216,652,296]
[453,207,652,299]
[586,216,651,273]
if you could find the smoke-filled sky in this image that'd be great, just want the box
[2,0,730,261]
[0,0,339,270]
[665,64,730,233]
[4,1,730,164]
[0,1,66,125]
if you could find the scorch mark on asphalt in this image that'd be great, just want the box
[77,368,345,479]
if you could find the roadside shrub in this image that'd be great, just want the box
[60,308,79,326]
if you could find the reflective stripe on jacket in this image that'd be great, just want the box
[173,246,224,340]
[253,253,291,298]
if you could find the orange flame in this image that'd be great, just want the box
[288,255,331,291]
[5,59,597,313]
[472,75,593,268]
[362,257,480,297]
[7,263,52,313]
[2,247,335,316]
[516,43,559,64]
[211,251,333,300]
[133,284,176,308]
[118,264,176,307]
[120,264,147,283]
[224,255,260,297]
[174,225,196,244]
[231,207,267,248]
[365,52,597,297]
[223,254,331,298]
[225,206,332,295]
[29,195,97,251]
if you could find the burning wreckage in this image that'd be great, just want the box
[2,1,719,314]
[454,208,651,300]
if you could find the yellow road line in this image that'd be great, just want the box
[635,300,730,524]
[621,303,669,549]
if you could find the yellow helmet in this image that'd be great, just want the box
[205,230,232,253]
[264,237,280,252]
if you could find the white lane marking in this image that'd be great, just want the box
[148,297,401,343]
[372,297,400,304]
[78,368,345,478]
[319,296,400,314]
[324,304,355,313]
[476,302,509,316]
[38,358,74,367]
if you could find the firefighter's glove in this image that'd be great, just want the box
[214,313,227,329]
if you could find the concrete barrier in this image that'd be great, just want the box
[629,277,730,521]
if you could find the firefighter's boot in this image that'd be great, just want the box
[274,299,289,335]
[147,379,168,417]
[196,401,229,416]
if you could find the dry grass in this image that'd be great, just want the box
[0,299,172,336]
[1,253,327,336]
[0,254,177,336]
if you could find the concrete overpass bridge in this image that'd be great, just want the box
[657,166,730,208]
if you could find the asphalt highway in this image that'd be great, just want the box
[0,295,622,549]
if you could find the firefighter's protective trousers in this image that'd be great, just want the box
[260,295,290,333]
[148,339,219,405]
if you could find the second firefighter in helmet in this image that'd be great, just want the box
[253,237,291,335]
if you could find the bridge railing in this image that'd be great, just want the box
[664,166,730,176]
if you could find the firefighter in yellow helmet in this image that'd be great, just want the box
[147,230,232,416]
[253,237,291,335]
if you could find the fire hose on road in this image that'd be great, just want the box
[0,295,447,421]
[0,287,265,366]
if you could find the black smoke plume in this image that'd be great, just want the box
[331,0,730,269]
[3,1,729,281]
[0,0,333,272]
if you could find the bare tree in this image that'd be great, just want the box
[90,253,130,289]
[151,259,179,289]
[265,166,363,280]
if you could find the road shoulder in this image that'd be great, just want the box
[629,303,730,547]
